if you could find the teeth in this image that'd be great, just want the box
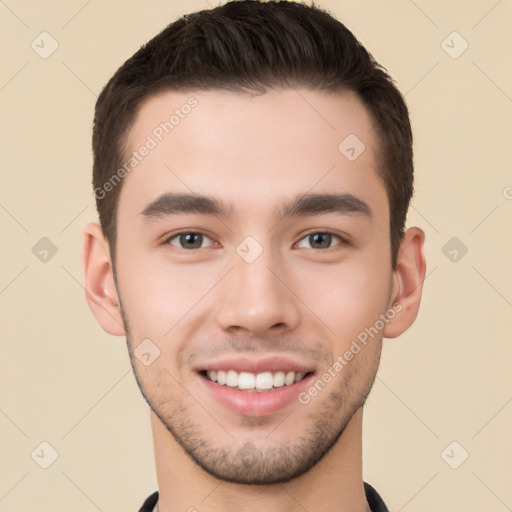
[284,371,295,386]
[273,371,285,388]
[226,370,238,387]
[256,372,273,390]
[205,369,307,391]
[238,372,255,390]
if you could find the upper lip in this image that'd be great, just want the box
[196,356,314,375]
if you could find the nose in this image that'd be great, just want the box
[216,247,301,338]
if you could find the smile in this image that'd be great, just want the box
[205,370,306,391]
[197,356,315,415]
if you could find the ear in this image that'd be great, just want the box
[81,222,126,336]
[384,227,426,338]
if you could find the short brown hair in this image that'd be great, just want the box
[92,0,413,268]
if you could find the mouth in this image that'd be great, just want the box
[196,358,315,416]
[202,369,309,392]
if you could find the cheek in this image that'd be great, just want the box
[293,259,391,344]
[116,248,220,337]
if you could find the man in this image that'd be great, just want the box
[82,1,426,510]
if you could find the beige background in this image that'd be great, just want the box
[1,0,511,510]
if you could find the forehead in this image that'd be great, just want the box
[118,88,387,223]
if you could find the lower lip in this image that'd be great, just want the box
[200,373,314,416]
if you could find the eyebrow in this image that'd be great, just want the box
[139,192,372,221]
[277,192,372,220]
[140,193,231,219]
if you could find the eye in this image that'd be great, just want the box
[296,232,344,250]
[167,232,214,249]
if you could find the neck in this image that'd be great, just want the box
[151,407,370,512]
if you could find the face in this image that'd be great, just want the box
[113,88,396,484]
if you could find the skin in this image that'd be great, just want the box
[82,88,426,512]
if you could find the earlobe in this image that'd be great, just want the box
[384,227,427,339]
[81,222,126,336]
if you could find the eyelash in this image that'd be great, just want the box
[296,230,348,250]
[162,230,349,251]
